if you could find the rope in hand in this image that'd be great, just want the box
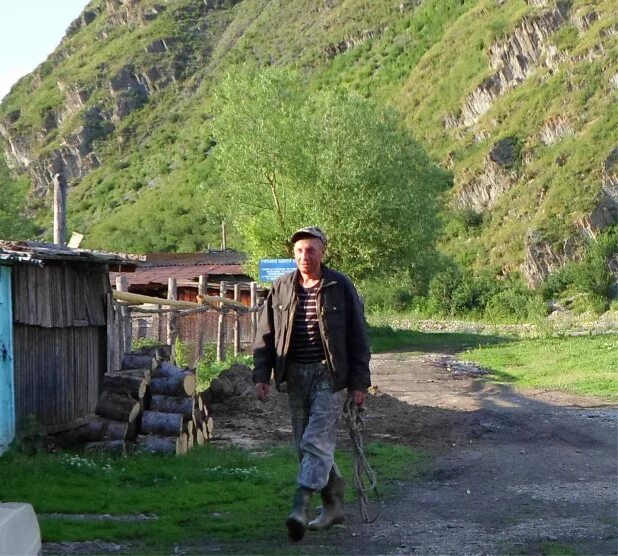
[343,396,381,523]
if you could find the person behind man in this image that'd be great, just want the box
[253,226,371,541]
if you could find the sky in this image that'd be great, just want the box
[0,0,90,101]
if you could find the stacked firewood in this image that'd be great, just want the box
[53,352,213,456]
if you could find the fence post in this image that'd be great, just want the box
[233,283,241,356]
[106,292,120,372]
[198,274,208,297]
[167,278,178,364]
[217,282,226,362]
[115,276,131,355]
[250,281,258,340]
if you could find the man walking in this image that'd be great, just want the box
[253,226,371,541]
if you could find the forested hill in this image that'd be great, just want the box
[0,0,616,291]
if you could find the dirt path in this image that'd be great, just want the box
[213,349,617,555]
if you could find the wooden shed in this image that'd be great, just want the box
[0,241,135,451]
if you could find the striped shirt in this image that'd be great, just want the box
[288,283,325,363]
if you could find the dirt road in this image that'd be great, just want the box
[214,349,617,555]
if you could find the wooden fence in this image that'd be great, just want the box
[108,278,261,370]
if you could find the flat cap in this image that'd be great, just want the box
[290,226,327,245]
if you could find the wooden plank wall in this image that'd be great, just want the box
[13,325,105,427]
[11,262,111,428]
[12,263,107,327]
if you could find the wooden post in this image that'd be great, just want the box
[197,273,208,362]
[217,282,226,362]
[221,221,227,250]
[167,278,178,364]
[233,283,240,356]
[106,292,121,372]
[115,276,131,354]
[250,281,258,340]
[53,173,67,245]
[198,274,208,296]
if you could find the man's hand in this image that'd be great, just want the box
[351,390,365,405]
[255,382,271,402]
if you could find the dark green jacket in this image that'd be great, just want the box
[252,265,371,392]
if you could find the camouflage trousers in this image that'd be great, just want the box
[286,360,343,491]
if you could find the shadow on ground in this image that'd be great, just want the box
[368,325,511,354]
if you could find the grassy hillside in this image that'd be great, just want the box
[0,0,615,300]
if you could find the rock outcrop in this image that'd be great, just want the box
[460,5,568,126]
[577,148,618,239]
[521,231,580,288]
[571,9,599,33]
[66,8,101,37]
[0,1,190,195]
[105,0,167,27]
[324,27,385,58]
[539,115,574,145]
[523,148,617,286]
[456,138,519,211]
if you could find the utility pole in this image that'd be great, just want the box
[53,173,67,245]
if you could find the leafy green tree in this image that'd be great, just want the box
[209,68,449,283]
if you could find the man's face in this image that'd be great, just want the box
[293,237,325,277]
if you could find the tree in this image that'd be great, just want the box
[208,68,450,283]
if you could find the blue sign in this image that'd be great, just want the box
[259,259,297,282]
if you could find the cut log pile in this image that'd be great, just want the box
[53,351,213,455]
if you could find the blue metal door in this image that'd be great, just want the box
[0,265,15,452]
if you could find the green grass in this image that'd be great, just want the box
[0,441,421,551]
[539,541,578,556]
[462,335,618,401]
[369,324,510,353]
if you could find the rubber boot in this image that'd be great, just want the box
[307,472,345,530]
[286,486,313,541]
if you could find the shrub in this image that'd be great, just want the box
[131,337,160,350]
[426,265,499,317]
[484,287,546,322]
[453,204,484,229]
[540,227,617,309]
[572,228,617,302]
[426,263,462,316]
[360,270,417,312]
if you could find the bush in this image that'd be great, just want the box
[131,337,160,350]
[421,262,549,322]
[570,293,608,316]
[453,204,484,229]
[573,228,617,302]
[426,265,499,317]
[360,271,416,312]
[484,287,546,322]
[196,353,253,391]
[540,227,617,310]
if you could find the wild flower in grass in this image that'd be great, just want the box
[60,454,113,475]
[203,465,259,480]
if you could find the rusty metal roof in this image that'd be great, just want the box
[140,249,246,267]
[109,263,248,288]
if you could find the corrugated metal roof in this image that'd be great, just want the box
[110,263,248,287]
[141,249,246,267]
